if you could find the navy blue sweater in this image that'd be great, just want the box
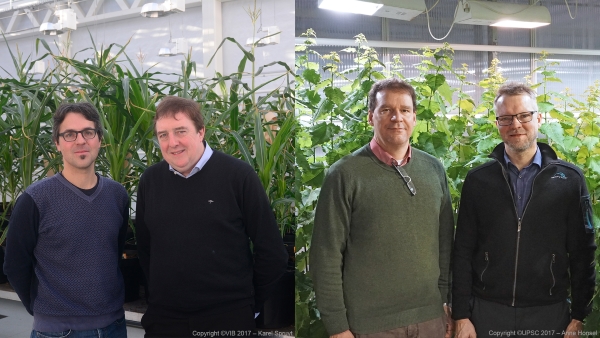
[3,174,129,331]
[136,150,288,318]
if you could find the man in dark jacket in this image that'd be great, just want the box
[452,82,596,338]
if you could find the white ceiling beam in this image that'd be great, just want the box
[86,0,106,17]
[23,8,39,26]
[130,0,142,9]
[0,0,201,40]
[114,0,130,11]
[70,1,86,20]
[6,10,20,33]
[41,7,52,24]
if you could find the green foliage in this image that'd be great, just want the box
[0,27,294,244]
[295,31,600,337]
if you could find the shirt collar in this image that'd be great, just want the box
[369,137,412,167]
[504,146,542,169]
[169,141,214,178]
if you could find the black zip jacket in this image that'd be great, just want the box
[452,142,596,321]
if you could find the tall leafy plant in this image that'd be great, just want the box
[295,31,600,337]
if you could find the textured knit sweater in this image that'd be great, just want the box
[310,144,454,335]
[135,150,288,317]
[3,174,129,331]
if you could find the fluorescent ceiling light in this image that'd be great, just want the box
[491,20,548,29]
[318,0,382,15]
[318,0,426,21]
[454,1,550,28]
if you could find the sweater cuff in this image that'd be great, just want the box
[321,310,350,336]
[439,286,451,304]
[450,301,471,320]
[570,310,587,322]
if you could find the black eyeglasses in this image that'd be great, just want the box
[496,111,536,126]
[58,129,98,142]
[393,165,416,196]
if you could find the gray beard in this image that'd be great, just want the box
[506,138,536,153]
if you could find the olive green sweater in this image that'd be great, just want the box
[310,144,454,335]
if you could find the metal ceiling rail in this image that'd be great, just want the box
[294,37,600,56]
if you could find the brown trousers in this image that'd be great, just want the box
[354,316,446,338]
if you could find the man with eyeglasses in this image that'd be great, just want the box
[4,102,129,338]
[453,82,596,338]
[311,78,455,338]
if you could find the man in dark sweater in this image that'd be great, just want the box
[136,96,287,337]
[310,78,455,337]
[452,82,597,338]
[3,102,129,337]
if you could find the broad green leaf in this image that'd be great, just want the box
[306,90,321,106]
[540,122,565,145]
[418,108,435,120]
[417,132,448,157]
[458,99,475,113]
[577,147,589,165]
[587,157,600,175]
[311,122,341,146]
[582,136,600,150]
[372,72,386,80]
[437,82,454,104]
[536,94,550,103]
[306,62,320,71]
[563,136,582,152]
[425,74,446,93]
[538,101,554,113]
[541,70,556,77]
[324,87,345,106]
[411,120,428,143]
[303,69,320,85]
[549,109,577,124]
[476,137,497,153]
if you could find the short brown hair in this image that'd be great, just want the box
[53,102,103,143]
[154,96,204,133]
[368,78,417,112]
[494,82,538,113]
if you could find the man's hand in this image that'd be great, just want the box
[444,305,454,338]
[563,319,583,338]
[330,330,354,338]
[455,318,477,338]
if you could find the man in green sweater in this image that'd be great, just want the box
[310,78,454,338]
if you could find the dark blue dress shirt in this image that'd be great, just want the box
[504,147,542,218]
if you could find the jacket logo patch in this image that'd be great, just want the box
[551,172,567,179]
[208,200,214,204]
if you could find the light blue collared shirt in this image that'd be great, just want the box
[504,146,542,218]
[168,142,214,178]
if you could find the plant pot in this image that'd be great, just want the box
[120,250,141,303]
[255,269,294,329]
